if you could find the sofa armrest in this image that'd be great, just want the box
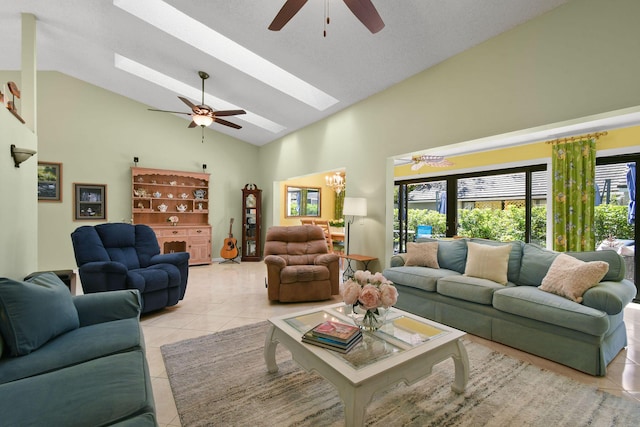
[582,279,637,315]
[314,253,339,267]
[150,252,190,266]
[78,261,128,293]
[390,254,406,267]
[73,289,142,327]
[264,255,286,269]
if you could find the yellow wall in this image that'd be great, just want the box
[394,126,640,178]
[278,172,337,226]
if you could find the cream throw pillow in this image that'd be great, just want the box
[464,242,511,285]
[405,242,439,268]
[539,254,609,303]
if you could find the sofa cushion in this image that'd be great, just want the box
[405,242,439,268]
[383,267,459,292]
[539,254,609,303]
[493,286,610,335]
[0,273,79,356]
[464,241,512,285]
[469,238,523,283]
[280,265,329,283]
[437,275,508,305]
[0,350,154,427]
[418,238,468,273]
[0,317,142,384]
[518,244,624,287]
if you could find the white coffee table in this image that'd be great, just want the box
[264,303,469,426]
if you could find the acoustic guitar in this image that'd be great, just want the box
[220,218,239,260]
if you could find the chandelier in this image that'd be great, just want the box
[325,171,345,194]
[411,155,454,171]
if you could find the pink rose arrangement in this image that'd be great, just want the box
[341,271,398,328]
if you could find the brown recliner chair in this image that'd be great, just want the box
[264,225,340,302]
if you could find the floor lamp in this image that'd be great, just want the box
[343,197,367,255]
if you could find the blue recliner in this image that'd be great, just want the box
[71,223,189,313]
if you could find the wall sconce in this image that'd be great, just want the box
[342,197,367,255]
[10,144,36,168]
[133,156,139,166]
[325,171,345,194]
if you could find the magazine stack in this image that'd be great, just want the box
[302,320,363,353]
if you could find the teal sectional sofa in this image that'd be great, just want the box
[383,238,637,376]
[0,273,156,426]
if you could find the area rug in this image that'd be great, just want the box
[161,322,640,427]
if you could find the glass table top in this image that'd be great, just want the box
[283,305,449,370]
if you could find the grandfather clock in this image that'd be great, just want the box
[241,184,262,261]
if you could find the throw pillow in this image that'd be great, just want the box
[405,242,439,268]
[464,241,511,285]
[539,254,609,303]
[0,272,79,356]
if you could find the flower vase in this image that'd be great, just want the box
[351,305,389,332]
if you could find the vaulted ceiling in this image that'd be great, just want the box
[1,0,572,146]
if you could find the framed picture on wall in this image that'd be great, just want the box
[74,183,107,220]
[37,162,62,201]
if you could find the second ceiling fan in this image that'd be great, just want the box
[269,0,385,34]
[149,71,246,130]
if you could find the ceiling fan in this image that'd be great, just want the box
[268,0,385,35]
[411,155,454,170]
[148,71,246,130]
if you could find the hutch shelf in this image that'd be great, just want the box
[131,167,211,265]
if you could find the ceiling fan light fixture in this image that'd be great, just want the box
[193,114,213,127]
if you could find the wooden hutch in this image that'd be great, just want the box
[131,167,211,265]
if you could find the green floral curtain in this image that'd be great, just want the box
[334,191,345,219]
[551,139,596,251]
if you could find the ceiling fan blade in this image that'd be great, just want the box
[148,108,191,115]
[269,0,308,31]
[214,109,246,117]
[178,96,197,111]
[214,117,242,129]
[188,121,198,128]
[343,0,385,33]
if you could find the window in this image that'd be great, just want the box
[285,186,321,217]
[395,165,546,252]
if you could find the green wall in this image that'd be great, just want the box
[258,0,640,270]
[1,71,260,271]
[4,0,640,275]
[1,103,38,279]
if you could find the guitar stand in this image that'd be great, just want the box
[220,257,240,264]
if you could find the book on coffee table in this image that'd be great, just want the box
[310,320,361,343]
[302,331,363,353]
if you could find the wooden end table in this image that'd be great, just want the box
[338,253,377,280]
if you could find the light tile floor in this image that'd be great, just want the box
[139,262,640,427]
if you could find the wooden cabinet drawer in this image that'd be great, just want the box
[156,228,188,238]
[188,227,211,237]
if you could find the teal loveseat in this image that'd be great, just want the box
[383,238,637,376]
[0,273,156,426]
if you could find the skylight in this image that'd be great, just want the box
[113,0,339,111]
[115,54,286,134]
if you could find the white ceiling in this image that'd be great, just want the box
[0,0,577,146]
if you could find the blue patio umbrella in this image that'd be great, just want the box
[437,192,447,214]
[626,163,635,224]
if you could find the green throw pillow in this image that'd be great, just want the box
[0,272,79,356]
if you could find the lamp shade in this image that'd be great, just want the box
[193,114,213,127]
[343,197,367,217]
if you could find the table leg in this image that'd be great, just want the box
[264,325,279,373]
[451,339,469,393]
[342,258,356,281]
[339,387,369,427]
